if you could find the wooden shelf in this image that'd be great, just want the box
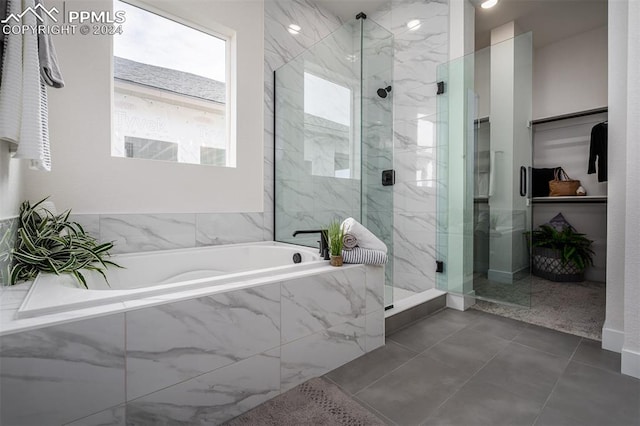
[532,196,607,204]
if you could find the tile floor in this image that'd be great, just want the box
[325,308,640,426]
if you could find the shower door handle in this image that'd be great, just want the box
[519,166,527,197]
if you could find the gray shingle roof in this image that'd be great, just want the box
[114,57,226,104]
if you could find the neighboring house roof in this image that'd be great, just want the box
[114,57,226,104]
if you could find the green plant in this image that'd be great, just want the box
[3,198,121,288]
[530,224,595,271]
[325,220,344,257]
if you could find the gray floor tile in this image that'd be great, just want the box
[325,340,418,395]
[429,308,487,327]
[356,353,472,425]
[387,314,468,353]
[572,338,621,373]
[534,405,595,426]
[422,380,543,426]
[544,361,640,426]
[469,313,528,340]
[424,326,511,375]
[513,324,581,358]
[470,342,569,403]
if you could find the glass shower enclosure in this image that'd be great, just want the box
[274,17,395,305]
[436,32,534,307]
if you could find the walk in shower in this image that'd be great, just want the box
[273,17,395,305]
[436,32,534,307]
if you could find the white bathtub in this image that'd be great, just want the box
[17,242,324,318]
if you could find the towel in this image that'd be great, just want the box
[35,0,64,88]
[0,0,51,171]
[0,0,7,85]
[342,247,387,265]
[342,233,358,250]
[341,217,387,254]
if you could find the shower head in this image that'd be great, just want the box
[377,86,392,99]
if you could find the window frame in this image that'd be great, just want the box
[111,0,236,167]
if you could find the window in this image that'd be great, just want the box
[302,72,355,179]
[112,0,234,167]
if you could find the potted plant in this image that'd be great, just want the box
[529,224,595,282]
[2,198,120,287]
[325,220,344,267]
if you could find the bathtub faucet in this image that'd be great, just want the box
[292,230,330,260]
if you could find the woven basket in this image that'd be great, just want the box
[532,247,584,282]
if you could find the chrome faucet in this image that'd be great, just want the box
[292,230,329,260]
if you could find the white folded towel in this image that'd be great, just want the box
[342,233,358,250]
[342,247,388,265]
[0,0,52,171]
[341,217,387,254]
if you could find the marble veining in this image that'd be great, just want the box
[0,314,126,426]
[125,284,281,400]
[281,267,366,343]
[195,212,265,246]
[126,350,281,425]
[100,214,196,254]
[65,405,126,426]
[281,317,365,391]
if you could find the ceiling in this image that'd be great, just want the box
[316,0,608,50]
[475,0,608,49]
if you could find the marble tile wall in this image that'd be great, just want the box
[371,0,450,294]
[265,0,344,247]
[0,217,17,286]
[0,264,384,425]
[66,212,268,255]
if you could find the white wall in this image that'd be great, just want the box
[621,0,640,379]
[533,26,607,120]
[0,143,24,219]
[24,0,264,214]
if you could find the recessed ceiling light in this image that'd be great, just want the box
[407,19,421,31]
[480,0,498,9]
[288,24,301,35]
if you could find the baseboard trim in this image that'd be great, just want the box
[602,327,625,353]
[621,348,640,379]
[446,291,476,311]
[487,267,527,284]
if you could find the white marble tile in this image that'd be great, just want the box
[100,214,196,254]
[125,284,280,400]
[195,212,265,246]
[365,310,385,352]
[281,267,366,344]
[394,181,437,214]
[281,317,365,391]
[65,405,125,426]
[0,314,125,426]
[126,350,280,425]
[394,270,436,293]
[365,265,385,314]
[69,214,101,241]
[0,282,31,309]
[263,211,275,241]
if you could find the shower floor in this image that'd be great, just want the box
[385,285,418,306]
[472,276,606,340]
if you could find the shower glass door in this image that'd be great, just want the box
[436,32,533,307]
[274,18,395,306]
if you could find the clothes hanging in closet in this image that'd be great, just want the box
[588,122,607,182]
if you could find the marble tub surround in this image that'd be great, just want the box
[0,217,18,286]
[66,212,269,254]
[0,264,384,425]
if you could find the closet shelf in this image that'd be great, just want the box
[532,196,607,204]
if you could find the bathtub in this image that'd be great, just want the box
[17,241,323,318]
[2,241,385,425]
